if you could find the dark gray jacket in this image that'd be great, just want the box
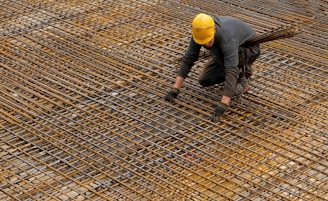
[178,16,257,97]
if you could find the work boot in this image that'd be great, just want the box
[234,77,250,98]
[234,83,244,98]
[240,77,251,93]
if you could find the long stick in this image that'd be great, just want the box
[245,26,298,45]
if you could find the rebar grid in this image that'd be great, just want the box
[0,0,327,200]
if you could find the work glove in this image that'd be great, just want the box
[164,88,179,102]
[211,103,228,122]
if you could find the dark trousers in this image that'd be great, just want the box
[198,43,260,87]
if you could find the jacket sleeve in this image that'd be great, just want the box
[223,65,239,97]
[222,38,240,98]
[178,37,201,79]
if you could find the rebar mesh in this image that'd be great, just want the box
[0,0,327,200]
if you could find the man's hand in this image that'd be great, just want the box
[164,88,179,102]
[211,103,228,122]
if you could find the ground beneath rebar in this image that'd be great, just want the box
[0,0,327,200]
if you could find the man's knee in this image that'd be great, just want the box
[199,77,225,87]
[199,78,213,87]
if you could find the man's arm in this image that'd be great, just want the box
[211,42,239,122]
[222,64,240,105]
[173,76,185,89]
[165,37,201,102]
[221,95,231,105]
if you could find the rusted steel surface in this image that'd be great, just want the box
[0,0,327,200]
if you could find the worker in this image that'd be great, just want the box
[164,13,261,122]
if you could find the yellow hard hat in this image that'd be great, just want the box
[191,13,215,45]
